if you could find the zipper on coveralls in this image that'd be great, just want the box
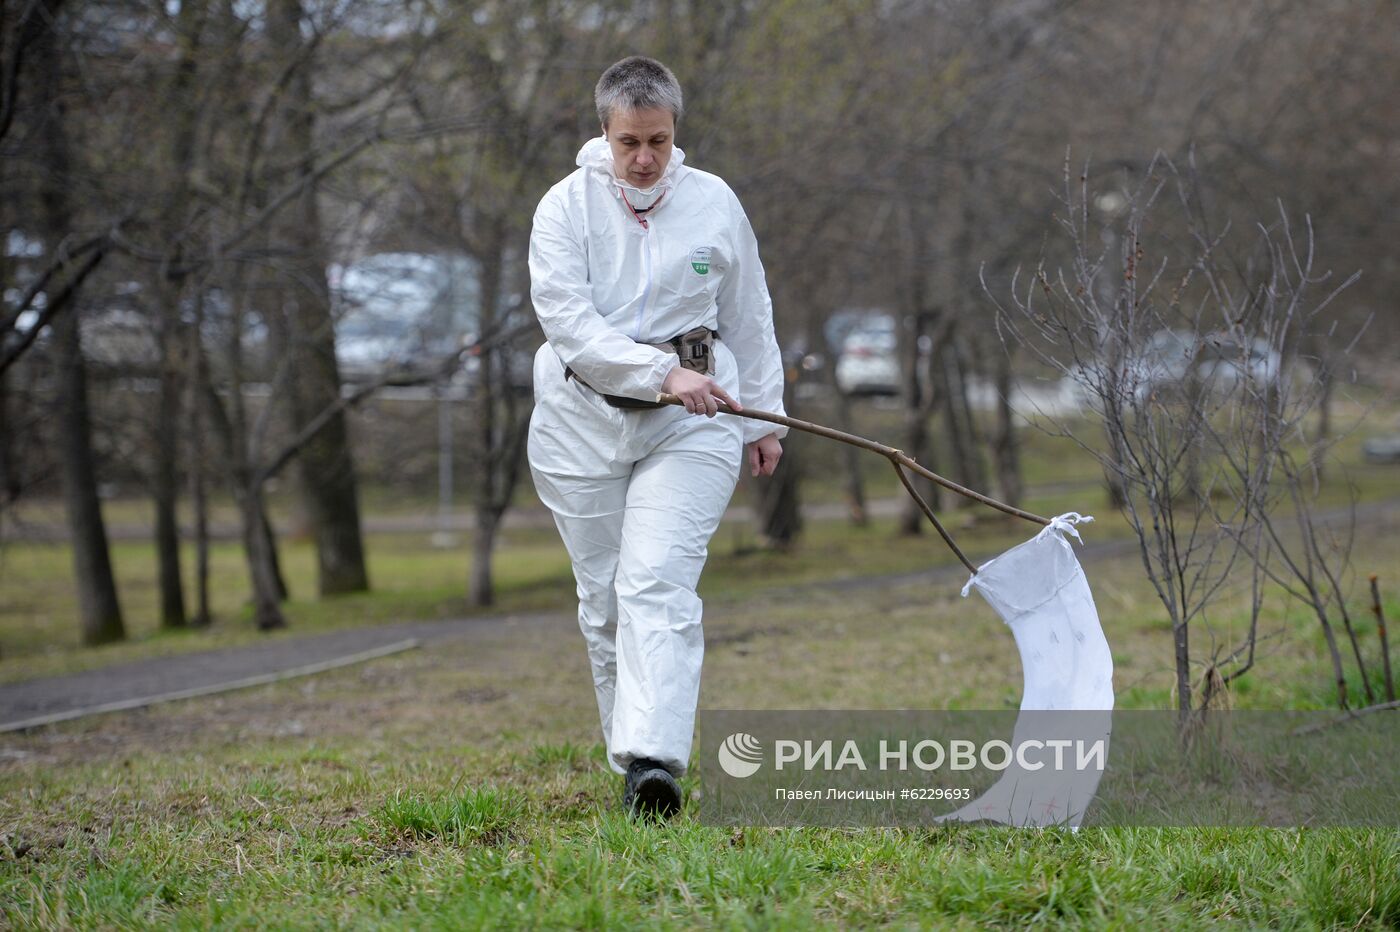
[621,190,661,340]
[633,224,654,339]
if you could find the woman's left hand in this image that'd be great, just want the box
[746,434,783,478]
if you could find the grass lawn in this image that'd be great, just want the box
[1,398,1398,927]
[2,511,1399,926]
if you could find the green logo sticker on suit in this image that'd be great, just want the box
[690,246,712,275]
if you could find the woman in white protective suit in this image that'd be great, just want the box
[527,56,788,819]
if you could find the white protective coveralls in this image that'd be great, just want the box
[527,137,788,777]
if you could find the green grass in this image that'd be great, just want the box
[378,786,527,847]
[1,398,1398,926]
[15,758,1396,929]
[2,551,1399,927]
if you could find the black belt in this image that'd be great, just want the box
[565,326,719,410]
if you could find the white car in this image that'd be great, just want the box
[1364,436,1400,464]
[834,314,901,396]
[331,252,531,391]
[1066,329,1193,407]
[331,252,479,380]
[1065,328,1286,410]
[1195,334,1282,391]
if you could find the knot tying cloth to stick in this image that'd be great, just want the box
[655,394,1050,574]
[1039,512,1094,544]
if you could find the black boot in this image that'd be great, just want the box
[623,758,682,820]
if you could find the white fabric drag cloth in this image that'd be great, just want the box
[939,513,1115,827]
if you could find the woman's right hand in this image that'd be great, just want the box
[662,366,742,417]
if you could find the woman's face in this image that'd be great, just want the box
[604,107,674,189]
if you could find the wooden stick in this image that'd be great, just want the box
[1373,574,1396,703]
[656,394,1051,526]
[890,460,977,573]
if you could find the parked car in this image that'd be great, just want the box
[331,251,531,391]
[1066,327,1294,411]
[1066,329,1194,407]
[1195,334,1282,391]
[1363,436,1400,464]
[332,252,478,378]
[830,311,900,396]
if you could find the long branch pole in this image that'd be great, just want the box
[891,460,976,572]
[656,393,1050,532]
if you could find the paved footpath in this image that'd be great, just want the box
[0,614,564,733]
[5,495,1397,733]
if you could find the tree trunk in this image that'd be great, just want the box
[1371,575,1394,704]
[267,0,368,597]
[0,365,16,506]
[465,223,537,607]
[241,486,286,630]
[899,310,941,535]
[187,293,212,626]
[203,371,289,619]
[153,315,186,628]
[470,508,497,608]
[37,9,124,645]
[754,379,802,548]
[257,485,288,602]
[468,228,505,608]
[189,420,212,627]
[755,442,803,548]
[937,329,988,507]
[990,343,1023,509]
[1316,362,1332,444]
[51,241,126,647]
[830,372,867,526]
[147,0,209,629]
[0,188,15,506]
[1173,618,1191,724]
[898,416,934,535]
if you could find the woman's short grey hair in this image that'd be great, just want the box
[595,56,684,128]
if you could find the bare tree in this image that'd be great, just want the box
[33,2,124,644]
[142,0,218,630]
[376,4,594,606]
[263,0,370,597]
[991,153,1358,721]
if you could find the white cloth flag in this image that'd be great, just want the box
[938,513,1115,827]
